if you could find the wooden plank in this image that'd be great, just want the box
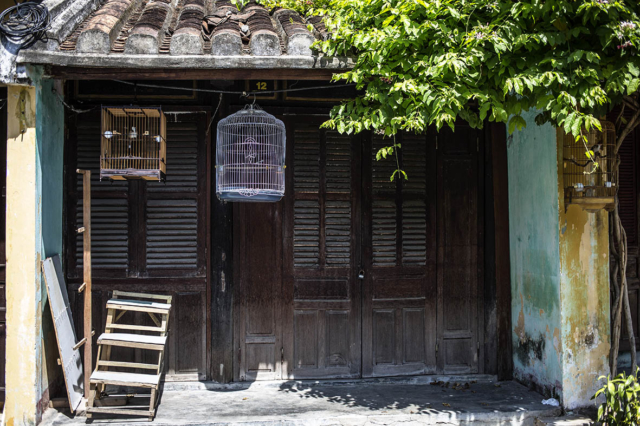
[107,299,171,310]
[98,360,159,370]
[98,333,166,345]
[97,340,165,351]
[106,323,164,332]
[90,371,160,387]
[106,303,170,315]
[42,255,84,413]
[86,408,154,416]
[79,169,92,398]
[112,291,173,302]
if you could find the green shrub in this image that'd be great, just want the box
[593,368,640,425]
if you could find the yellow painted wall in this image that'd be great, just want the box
[557,129,611,409]
[5,86,39,426]
[4,78,65,425]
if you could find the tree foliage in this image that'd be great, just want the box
[308,0,640,141]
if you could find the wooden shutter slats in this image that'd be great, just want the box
[402,134,428,195]
[325,132,351,194]
[325,200,351,266]
[76,120,128,192]
[293,127,320,193]
[148,124,199,193]
[372,199,397,267]
[293,200,320,267]
[402,199,427,265]
[76,199,129,268]
[145,120,201,270]
[372,135,397,194]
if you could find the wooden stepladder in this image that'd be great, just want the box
[86,291,172,421]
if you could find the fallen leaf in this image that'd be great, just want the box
[242,397,248,400]
[442,403,451,407]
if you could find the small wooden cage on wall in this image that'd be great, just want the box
[563,121,617,212]
[100,106,167,181]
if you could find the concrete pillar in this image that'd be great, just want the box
[508,111,610,409]
[4,77,64,425]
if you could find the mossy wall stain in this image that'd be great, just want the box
[558,127,610,408]
[508,110,563,398]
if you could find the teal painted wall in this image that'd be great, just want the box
[508,110,563,398]
[35,76,65,413]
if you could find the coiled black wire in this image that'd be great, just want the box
[0,2,50,49]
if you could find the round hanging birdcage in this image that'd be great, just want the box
[216,105,286,202]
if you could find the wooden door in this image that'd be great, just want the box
[362,132,438,377]
[282,120,362,379]
[436,125,482,374]
[234,121,483,380]
[234,201,283,381]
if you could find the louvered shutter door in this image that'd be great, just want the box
[145,117,206,276]
[74,116,130,276]
[363,131,437,377]
[286,120,361,379]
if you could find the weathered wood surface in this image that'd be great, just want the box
[42,255,84,412]
[236,121,486,380]
[66,112,210,381]
[79,169,93,397]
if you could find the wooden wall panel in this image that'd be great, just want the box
[234,202,282,381]
[436,125,480,374]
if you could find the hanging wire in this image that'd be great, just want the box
[53,80,357,115]
[205,93,224,137]
[111,79,357,97]
[52,88,98,114]
[0,2,50,49]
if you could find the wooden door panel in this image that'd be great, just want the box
[363,132,437,378]
[437,125,480,374]
[235,202,282,381]
[282,121,361,379]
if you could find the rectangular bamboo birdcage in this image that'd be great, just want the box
[100,106,166,181]
[563,121,617,212]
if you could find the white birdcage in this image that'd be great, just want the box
[216,105,286,202]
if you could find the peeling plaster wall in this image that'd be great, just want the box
[4,75,64,426]
[508,110,563,398]
[508,111,612,408]
[557,129,610,410]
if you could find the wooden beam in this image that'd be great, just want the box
[46,66,338,81]
[77,169,92,397]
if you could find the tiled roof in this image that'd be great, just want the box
[58,0,328,56]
